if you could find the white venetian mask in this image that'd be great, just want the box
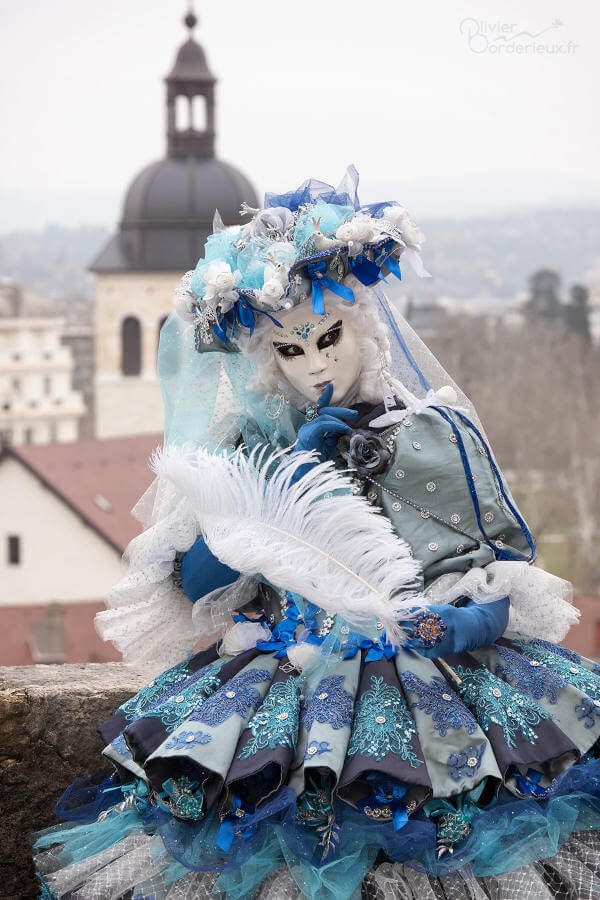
[270,299,361,404]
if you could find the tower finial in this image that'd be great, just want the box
[184,1,197,33]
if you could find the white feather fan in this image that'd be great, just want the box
[152,445,425,646]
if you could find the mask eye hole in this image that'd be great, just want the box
[317,320,343,350]
[273,342,305,359]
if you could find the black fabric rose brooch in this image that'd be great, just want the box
[337,429,391,478]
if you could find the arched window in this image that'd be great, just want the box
[121,316,142,376]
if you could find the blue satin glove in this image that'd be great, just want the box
[406,596,510,658]
[180,536,239,603]
[292,384,357,481]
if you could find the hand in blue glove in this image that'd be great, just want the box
[295,383,358,457]
[291,384,358,483]
[181,536,239,603]
[405,596,510,658]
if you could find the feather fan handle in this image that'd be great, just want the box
[152,445,426,645]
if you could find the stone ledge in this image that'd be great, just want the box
[0,663,152,900]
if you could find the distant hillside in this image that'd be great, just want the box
[0,224,108,303]
[420,208,600,302]
[1,209,599,310]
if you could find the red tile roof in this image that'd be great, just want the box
[0,602,121,665]
[8,434,162,553]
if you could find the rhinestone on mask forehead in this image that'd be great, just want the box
[290,321,317,340]
[273,311,332,341]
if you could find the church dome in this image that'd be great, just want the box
[91,12,258,274]
[122,157,256,228]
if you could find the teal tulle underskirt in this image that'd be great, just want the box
[33,755,600,899]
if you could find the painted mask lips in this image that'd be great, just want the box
[313,380,332,390]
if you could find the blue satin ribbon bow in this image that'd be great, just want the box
[255,594,303,658]
[306,259,356,315]
[358,777,408,831]
[216,796,256,852]
[213,295,282,344]
[514,768,546,797]
[348,253,381,286]
[341,629,399,661]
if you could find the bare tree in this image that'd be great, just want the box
[429,315,600,591]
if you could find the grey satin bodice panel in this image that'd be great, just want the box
[370,407,532,587]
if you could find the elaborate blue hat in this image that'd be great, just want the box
[172,166,429,346]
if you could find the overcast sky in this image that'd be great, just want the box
[1,0,599,231]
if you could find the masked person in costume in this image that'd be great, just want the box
[34,168,600,900]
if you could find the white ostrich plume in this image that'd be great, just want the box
[152,445,425,646]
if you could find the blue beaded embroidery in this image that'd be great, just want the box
[162,776,204,820]
[139,662,224,732]
[304,740,333,761]
[191,668,272,727]
[347,675,420,765]
[529,639,581,664]
[510,639,600,700]
[453,665,555,749]
[120,660,192,721]
[400,671,478,737]
[411,611,447,648]
[494,644,566,703]
[238,677,301,759]
[109,734,131,757]
[574,697,600,729]
[447,743,486,781]
[165,729,212,751]
[301,675,354,731]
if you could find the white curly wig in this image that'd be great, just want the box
[233,276,393,408]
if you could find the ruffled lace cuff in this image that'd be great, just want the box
[424,561,579,643]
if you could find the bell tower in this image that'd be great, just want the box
[165,6,217,159]
[90,3,258,439]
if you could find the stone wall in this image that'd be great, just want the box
[0,663,151,900]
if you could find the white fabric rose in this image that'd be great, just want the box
[241,207,295,242]
[380,205,424,250]
[201,260,241,314]
[286,640,318,671]
[219,620,272,656]
[336,216,375,244]
[380,205,407,226]
[260,278,285,307]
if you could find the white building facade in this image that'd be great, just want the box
[0,316,85,446]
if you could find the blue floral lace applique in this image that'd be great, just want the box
[304,740,333,761]
[453,665,555,749]
[301,675,354,731]
[494,644,566,703]
[110,734,131,757]
[139,662,225,732]
[347,675,420,765]
[447,743,486,781]
[510,640,600,700]
[401,671,478,737]
[529,639,581,664]
[120,660,193,721]
[238,677,301,759]
[191,668,272,727]
[574,697,600,729]
[165,729,212,751]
